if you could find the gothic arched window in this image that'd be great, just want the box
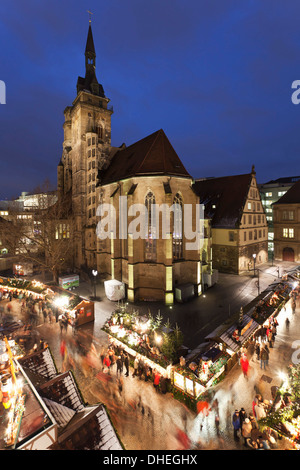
[145,191,156,262]
[173,193,183,260]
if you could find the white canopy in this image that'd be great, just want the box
[104,279,125,301]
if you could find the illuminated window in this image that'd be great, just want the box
[173,193,183,260]
[283,228,288,238]
[55,223,70,240]
[145,191,156,261]
[289,228,294,238]
[283,211,294,220]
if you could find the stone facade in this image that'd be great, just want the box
[97,174,204,303]
[273,180,300,263]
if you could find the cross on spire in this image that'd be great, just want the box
[87,10,93,24]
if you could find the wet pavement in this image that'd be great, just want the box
[1,261,299,450]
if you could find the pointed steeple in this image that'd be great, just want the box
[85,24,96,56]
[76,21,105,98]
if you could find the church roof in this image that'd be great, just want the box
[99,129,191,185]
[273,178,300,205]
[193,173,253,228]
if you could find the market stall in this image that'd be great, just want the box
[69,299,94,326]
[172,345,230,408]
[102,309,184,376]
[251,282,292,325]
[0,337,26,448]
[0,276,94,327]
[0,277,48,299]
[218,314,260,356]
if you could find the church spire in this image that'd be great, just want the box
[76,17,106,98]
[85,23,96,68]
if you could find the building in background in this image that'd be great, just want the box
[273,178,300,263]
[193,166,268,274]
[258,176,300,260]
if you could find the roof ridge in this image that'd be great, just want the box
[134,129,163,174]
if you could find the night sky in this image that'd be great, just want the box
[1,0,300,200]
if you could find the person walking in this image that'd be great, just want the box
[123,351,129,377]
[60,339,66,362]
[116,356,123,377]
[268,330,274,348]
[239,408,247,428]
[241,418,252,446]
[58,315,64,334]
[102,354,111,374]
[43,308,48,323]
[260,346,268,370]
[153,370,161,393]
[255,342,260,361]
[232,410,241,440]
[254,401,266,421]
[240,354,249,378]
[132,355,139,377]
[264,343,270,366]
[99,346,105,367]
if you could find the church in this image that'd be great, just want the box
[57,22,266,303]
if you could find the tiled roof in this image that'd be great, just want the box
[273,178,300,205]
[50,405,123,450]
[99,129,191,185]
[18,348,57,380]
[39,371,85,412]
[193,173,252,228]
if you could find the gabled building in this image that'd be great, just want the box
[258,176,300,258]
[193,166,268,274]
[273,178,300,262]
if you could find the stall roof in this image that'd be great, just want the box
[18,347,57,380]
[219,315,260,353]
[15,347,123,450]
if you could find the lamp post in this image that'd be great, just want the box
[252,253,256,277]
[92,269,98,300]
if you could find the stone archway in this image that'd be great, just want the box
[282,247,295,262]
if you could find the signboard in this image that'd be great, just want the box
[59,275,79,290]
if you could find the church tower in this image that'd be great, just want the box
[57,20,113,269]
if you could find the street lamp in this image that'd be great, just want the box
[92,269,98,300]
[252,253,256,277]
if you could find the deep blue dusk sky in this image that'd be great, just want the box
[1,0,300,199]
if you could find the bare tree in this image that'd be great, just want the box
[2,188,74,283]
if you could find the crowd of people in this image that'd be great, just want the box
[232,398,279,449]
[230,293,300,450]
[100,341,170,394]
[237,316,280,379]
